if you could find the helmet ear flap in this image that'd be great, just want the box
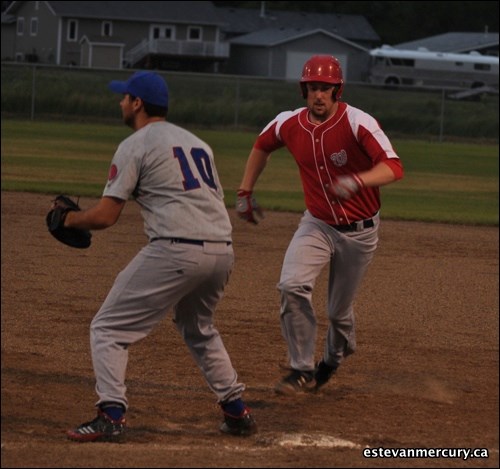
[332,84,342,102]
[300,83,307,99]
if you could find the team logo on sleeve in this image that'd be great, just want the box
[108,164,118,181]
[329,150,347,167]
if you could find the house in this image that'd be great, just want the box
[1,1,229,71]
[1,1,380,80]
[217,6,380,81]
[225,27,371,82]
[393,31,499,57]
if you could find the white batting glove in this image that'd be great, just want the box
[329,174,365,200]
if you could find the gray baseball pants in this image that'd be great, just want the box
[89,240,244,410]
[278,210,379,371]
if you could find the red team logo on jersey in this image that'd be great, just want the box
[108,164,118,181]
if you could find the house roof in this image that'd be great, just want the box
[394,32,499,53]
[6,1,224,25]
[216,7,380,43]
[230,27,369,52]
[1,12,15,24]
[4,2,380,44]
[79,34,125,46]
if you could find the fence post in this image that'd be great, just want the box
[234,78,240,128]
[30,65,36,121]
[439,88,445,142]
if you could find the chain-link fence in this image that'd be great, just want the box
[2,63,498,142]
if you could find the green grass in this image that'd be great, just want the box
[1,119,498,225]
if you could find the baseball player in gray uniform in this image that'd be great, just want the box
[64,71,256,441]
[236,55,404,394]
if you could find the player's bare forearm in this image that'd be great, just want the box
[239,148,271,191]
[358,161,402,188]
[65,196,126,230]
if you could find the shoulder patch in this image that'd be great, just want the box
[108,164,118,181]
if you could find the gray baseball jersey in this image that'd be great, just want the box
[103,121,232,242]
[90,121,244,410]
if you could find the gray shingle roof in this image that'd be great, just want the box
[44,1,224,25]
[80,34,125,45]
[1,12,15,24]
[394,32,499,53]
[229,27,369,52]
[216,7,380,42]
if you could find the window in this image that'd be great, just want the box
[102,21,112,37]
[151,25,175,40]
[474,63,491,71]
[30,18,38,36]
[67,19,78,42]
[390,58,415,67]
[164,26,174,39]
[17,17,25,35]
[187,26,202,41]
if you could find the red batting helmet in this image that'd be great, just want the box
[300,55,344,101]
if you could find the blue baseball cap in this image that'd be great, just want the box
[108,71,169,108]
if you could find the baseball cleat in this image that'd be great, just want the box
[274,369,315,395]
[313,360,337,390]
[220,406,257,436]
[67,409,126,442]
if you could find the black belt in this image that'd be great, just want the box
[330,218,374,232]
[150,237,232,246]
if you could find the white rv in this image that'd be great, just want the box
[369,46,499,89]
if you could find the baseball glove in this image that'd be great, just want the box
[46,195,92,249]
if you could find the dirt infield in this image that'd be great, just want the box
[1,191,498,468]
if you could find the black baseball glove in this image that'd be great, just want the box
[46,195,92,249]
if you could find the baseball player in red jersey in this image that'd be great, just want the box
[63,71,256,441]
[236,55,404,394]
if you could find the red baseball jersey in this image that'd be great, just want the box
[254,102,403,225]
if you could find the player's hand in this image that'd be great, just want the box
[236,189,264,224]
[329,174,365,200]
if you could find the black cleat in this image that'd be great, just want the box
[220,406,257,436]
[275,369,315,395]
[67,409,126,442]
[314,360,337,390]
